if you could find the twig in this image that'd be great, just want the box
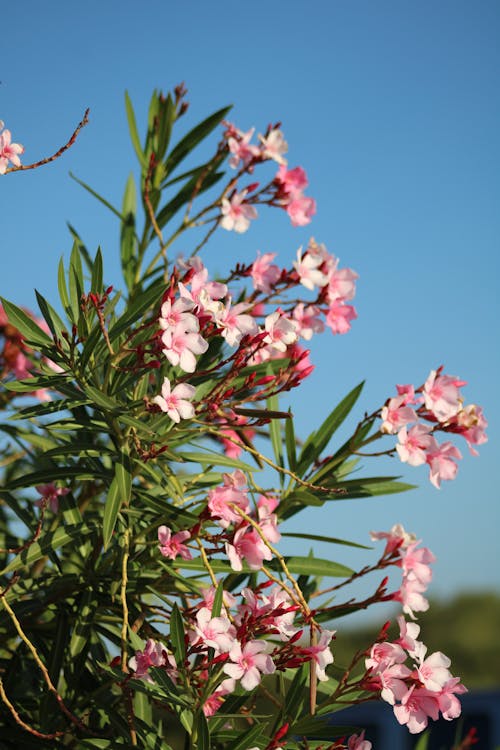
[0,678,65,739]
[6,109,90,173]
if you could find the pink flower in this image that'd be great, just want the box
[393,685,440,734]
[400,541,435,588]
[437,677,467,720]
[159,297,198,332]
[302,629,335,681]
[395,615,421,655]
[227,127,260,169]
[347,731,372,750]
[161,322,208,373]
[223,639,275,690]
[192,607,236,654]
[453,404,488,455]
[423,369,466,423]
[207,474,250,528]
[259,129,288,165]
[220,190,258,233]
[35,483,70,513]
[327,266,358,302]
[202,677,235,716]
[325,300,357,334]
[370,524,417,554]
[380,395,417,434]
[396,423,435,467]
[275,164,308,196]
[416,650,452,692]
[293,247,329,290]
[264,311,298,352]
[152,377,195,422]
[158,525,192,561]
[426,439,462,488]
[214,298,258,347]
[225,525,273,571]
[128,639,177,683]
[397,576,430,619]
[0,121,24,174]
[286,195,316,226]
[250,252,281,293]
[292,303,324,341]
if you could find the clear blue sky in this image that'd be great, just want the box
[2,1,499,614]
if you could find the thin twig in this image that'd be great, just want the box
[6,109,90,173]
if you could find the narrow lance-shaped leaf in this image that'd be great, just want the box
[124,91,147,168]
[297,381,365,476]
[0,297,53,348]
[164,105,232,175]
[170,602,186,663]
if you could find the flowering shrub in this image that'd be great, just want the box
[0,88,487,749]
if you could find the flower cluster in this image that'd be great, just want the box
[380,368,487,487]
[0,120,24,174]
[220,122,316,231]
[367,525,466,733]
[129,579,335,721]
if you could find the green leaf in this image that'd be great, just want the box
[83,384,122,412]
[195,711,210,750]
[91,247,104,294]
[267,391,284,473]
[102,475,121,550]
[284,663,307,719]
[282,532,370,549]
[70,172,126,222]
[108,276,164,343]
[120,173,138,292]
[35,289,67,343]
[278,556,353,578]
[170,602,186,662]
[285,409,297,472]
[165,106,231,174]
[326,476,416,499]
[1,523,92,575]
[414,731,430,750]
[180,450,255,472]
[226,723,266,750]
[124,91,147,168]
[211,581,224,618]
[0,297,53,347]
[58,256,72,319]
[297,382,364,476]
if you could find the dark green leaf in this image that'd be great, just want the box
[277,556,353,578]
[282,532,370,549]
[70,172,126,222]
[91,247,104,294]
[297,382,364,476]
[1,523,92,574]
[124,91,147,168]
[0,297,53,347]
[195,711,210,750]
[165,106,231,174]
[170,602,186,662]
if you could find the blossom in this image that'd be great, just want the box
[220,190,258,233]
[347,731,372,750]
[250,252,281,293]
[259,128,288,164]
[327,266,358,302]
[192,607,236,654]
[325,300,357,334]
[202,678,235,716]
[426,439,462,488]
[370,523,417,554]
[158,525,192,561]
[225,525,273,571]
[292,303,324,341]
[293,247,328,291]
[159,297,198,332]
[286,195,317,226]
[393,685,440,734]
[227,127,260,169]
[416,650,452,692]
[302,628,335,681]
[400,541,435,588]
[128,639,177,683]
[207,474,250,527]
[152,377,196,422]
[35,483,70,513]
[437,677,467,720]
[423,369,466,422]
[214,298,258,347]
[396,423,435,466]
[380,395,417,434]
[263,311,298,352]
[452,404,488,455]
[0,121,24,174]
[161,322,208,373]
[223,640,275,690]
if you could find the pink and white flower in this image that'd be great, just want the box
[158,525,192,561]
[264,311,298,352]
[220,190,258,233]
[161,322,208,373]
[423,370,466,423]
[223,639,275,690]
[35,483,70,513]
[259,129,288,165]
[152,377,196,422]
[250,252,281,293]
[396,423,435,466]
[0,121,24,174]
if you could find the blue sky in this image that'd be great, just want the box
[2,1,499,615]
